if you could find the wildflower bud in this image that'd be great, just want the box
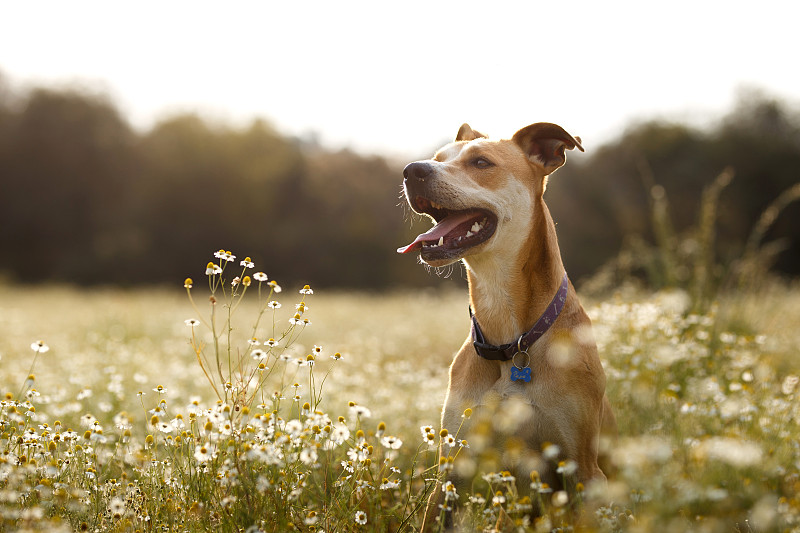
[338,416,345,423]
[204,421,213,432]
[184,278,193,288]
[367,445,374,455]
[241,407,250,416]
[48,441,57,452]
[242,276,251,287]
[27,374,36,382]
[209,296,217,304]
[377,422,386,432]
[348,401,356,407]
[150,415,159,426]
[440,429,449,438]
[364,458,371,466]
[145,434,154,446]
[356,430,365,439]
[83,430,91,440]
[306,354,315,362]
[463,408,472,418]
[123,429,131,438]
[530,471,540,481]
[303,402,311,411]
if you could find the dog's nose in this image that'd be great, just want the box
[403,161,434,183]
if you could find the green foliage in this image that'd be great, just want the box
[580,160,800,314]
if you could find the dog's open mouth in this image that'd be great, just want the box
[397,196,497,260]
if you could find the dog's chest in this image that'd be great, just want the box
[485,368,539,403]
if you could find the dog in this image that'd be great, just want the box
[398,122,616,530]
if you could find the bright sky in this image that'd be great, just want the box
[1,0,798,159]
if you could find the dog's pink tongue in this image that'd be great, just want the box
[397,212,475,254]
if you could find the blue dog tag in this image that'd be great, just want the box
[510,366,532,382]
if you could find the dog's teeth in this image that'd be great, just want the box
[470,222,481,233]
[466,231,473,238]
[437,237,444,246]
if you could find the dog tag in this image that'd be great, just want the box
[510,366,532,382]
[511,346,531,382]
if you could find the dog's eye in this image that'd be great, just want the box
[472,157,494,169]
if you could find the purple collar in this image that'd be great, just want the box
[471,272,569,362]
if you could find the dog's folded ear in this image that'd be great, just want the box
[456,123,488,142]
[512,123,584,174]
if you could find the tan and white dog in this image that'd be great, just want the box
[398,122,616,530]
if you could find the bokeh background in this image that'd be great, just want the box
[1,0,798,290]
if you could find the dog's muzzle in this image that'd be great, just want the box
[397,161,497,261]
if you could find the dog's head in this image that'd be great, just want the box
[398,122,583,267]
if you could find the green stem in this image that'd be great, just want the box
[17,351,40,399]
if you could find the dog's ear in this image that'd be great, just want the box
[456,123,488,142]
[512,123,584,174]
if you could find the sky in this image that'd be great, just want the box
[1,0,798,160]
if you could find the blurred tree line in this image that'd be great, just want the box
[550,88,800,293]
[0,74,798,290]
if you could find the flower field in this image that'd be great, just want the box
[1,255,800,532]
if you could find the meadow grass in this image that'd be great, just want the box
[1,255,800,532]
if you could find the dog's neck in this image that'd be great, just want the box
[464,199,565,347]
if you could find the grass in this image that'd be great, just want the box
[1,260,800,532]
